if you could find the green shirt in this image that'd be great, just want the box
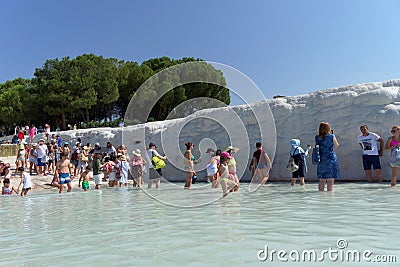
[93,158,101,175]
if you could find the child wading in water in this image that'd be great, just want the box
[2,179,18,195]
[289,139,311,186]
[218,152,239,197]
[117,155,130,187]
[206,148,219,187]
[17,167,32,197]
[79,166,93,191]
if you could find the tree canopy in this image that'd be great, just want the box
[0,54,230,133]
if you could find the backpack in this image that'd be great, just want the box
[71,151,78,160]
[312,145,321,165]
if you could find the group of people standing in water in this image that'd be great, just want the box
[4,121,400,197]
[288,122,400,192]
[148,141,272,196]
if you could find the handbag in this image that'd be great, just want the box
[312,145,320,165]
[152,151,166,169]
[80,153,88,162]
[287,147,299,173]
[287,157,299,172]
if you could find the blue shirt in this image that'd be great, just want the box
[57,137,63,147]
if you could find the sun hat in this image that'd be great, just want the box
[32,143,37,147]
[95,142,100,146]
[83,146,88,150]
[224,146,240,152]
[39,138,45,142]
[132,149,141,157]
[64,141,69,145]
[220,151,233,159]
[19,144,24,149]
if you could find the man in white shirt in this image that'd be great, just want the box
[358,125,384,182]
[37,139,49,175]
[146,142,166,189]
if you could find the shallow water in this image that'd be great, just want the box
[1,183,399,266]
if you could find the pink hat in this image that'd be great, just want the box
[220,151,232,158]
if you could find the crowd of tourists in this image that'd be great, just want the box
[2,121,400,197]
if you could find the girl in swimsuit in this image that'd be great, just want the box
[29,125,36,144]
[184,142,196,189]
[225,146,240,192]
[385,125,400,186]
[2,179,18,195]
[14,145,26,177]
[218,152,239,197]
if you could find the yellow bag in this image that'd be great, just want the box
[152,151,166,169]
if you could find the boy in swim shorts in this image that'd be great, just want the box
[56,152,73,193]
[79,166,92,191]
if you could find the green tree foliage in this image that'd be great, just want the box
[0,54,229,131]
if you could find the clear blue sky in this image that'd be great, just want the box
[1,0,400,103]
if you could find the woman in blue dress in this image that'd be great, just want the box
[315,122,341,191]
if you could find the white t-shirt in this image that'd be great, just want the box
[37,144,48,158]
[23,172,32,189]
[358,132,381,155]
[147,149,161,169]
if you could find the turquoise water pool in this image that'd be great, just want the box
[0,183,399,266]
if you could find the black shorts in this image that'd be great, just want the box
[292,165,305,178]
[292,154,305,178]
[362,155,381,170]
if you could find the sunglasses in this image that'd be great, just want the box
[391,130,398,133]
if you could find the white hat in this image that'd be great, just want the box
[224,146,240,153]
[83,146,88,150]
[95,142,100,146]
[132,149,141,157]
